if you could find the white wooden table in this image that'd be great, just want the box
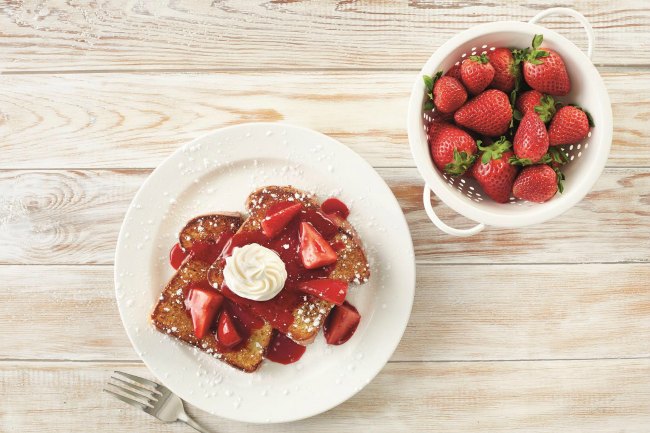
[1,1,649,431]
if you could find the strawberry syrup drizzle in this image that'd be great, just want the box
[217,207,336,333]
[170,197,360,362]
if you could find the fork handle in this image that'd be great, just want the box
[178,412,212,433]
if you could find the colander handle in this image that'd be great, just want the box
[529,7,594,59]
[423,186,485,237]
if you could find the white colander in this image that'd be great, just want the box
[407,8,613,236]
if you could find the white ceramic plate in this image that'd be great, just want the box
[114,123,415,423]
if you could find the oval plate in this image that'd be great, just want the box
[114,123,415,423]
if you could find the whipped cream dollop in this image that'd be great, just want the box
[223,243,287,301]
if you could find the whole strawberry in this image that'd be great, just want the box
[522,34,570,96]
[433,75,467,114]
[445,63,462,81]
[515,90,556,123]
[512,164,560,203]
[487,48,519,93]
[548,105,593,146]
[454,89,512,137]
[471,137,518,203]
[427,122,477,175]
[513,110,549,163]
[461,54,495,95]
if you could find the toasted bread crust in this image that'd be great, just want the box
[151,214,272,372]
[209,186,369,345]
[179,213,242,250]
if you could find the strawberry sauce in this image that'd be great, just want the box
[169,243,189,270]
[210,205,341,333]
[213,300,266,353]
[321,198,350,219]
[169,231,235,270]
[266,331,306,364]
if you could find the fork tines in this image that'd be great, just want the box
[104,371,162,410]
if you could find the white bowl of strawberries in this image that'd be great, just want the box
[407,8,612,236]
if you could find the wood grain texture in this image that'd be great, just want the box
[0,71,647,169]
[1,360,649,432]
[1,1,649,72]
[1,168,649,265]
[1,264,648,362]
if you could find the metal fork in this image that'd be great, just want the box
[104,371,211,433]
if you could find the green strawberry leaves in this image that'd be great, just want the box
[553,166,566,194]
[524,34,549,65]
[422,71,443,109]
[510,147,568,167]
[444,148,477,176]
[542,147,569,165]
[468,53,489,64]
[509,156,533,166]
[534,95,557,123]
[478,137,512,164]
[423,74,434,93]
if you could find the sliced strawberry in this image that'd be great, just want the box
[321,198,350,219]
[324,301,361,345]
[217,310,243,348]
[169,243,189,270]
[184,286,224,339]
[265,331,306,364]
[261,202,302,238]
[298,279,348,305]
[299,222,337,270]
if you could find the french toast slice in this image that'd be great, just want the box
[151,213,273,372]
[208,186,370,345]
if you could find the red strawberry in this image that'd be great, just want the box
[323,301,361,345]
[298,279,348,305]
[427,122,478,175]
[261,202,302,238]
[266,331,306,364]
[515,90,556,123]
[512,164,560,203]
[169,243,189,270]
[433,75,467,114]
[184,286,224,339]
[461,53,495,95]
[487,48,519,93]
[513,110,549,163]
[454,89,512,137]
[445,63,462,81]
[217,309,242,348]
[548,105,593,146]
[470,137,519,203]
[299,222,337,269]
[522,34,570,96]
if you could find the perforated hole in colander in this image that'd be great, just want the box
[422,44,591,205]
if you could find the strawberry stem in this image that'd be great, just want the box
[508,156,533,166]
[553,166,565,194]
[534,95,557,123]
[468,53,489,64]
[444,148,477,176]
[478,137,511,164]
[524,34,549,65]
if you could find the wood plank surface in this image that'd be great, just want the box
[1,1,648,431]
[0,71,647,169]
[1,263,648,362]
[1,1,649,72]
[1,168,649,265]
[1,359,649,432]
